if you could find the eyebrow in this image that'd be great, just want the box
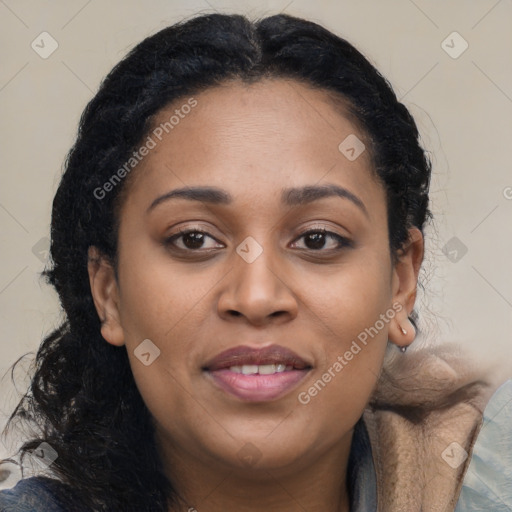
[147,184,368,218]
[282,184,368,218]
[147,187,231,213]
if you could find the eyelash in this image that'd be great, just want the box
[290,227,353,253]
[163,226,353,254]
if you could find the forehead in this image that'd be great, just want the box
[120,78,385,221]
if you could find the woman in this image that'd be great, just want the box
[1,12,510,512]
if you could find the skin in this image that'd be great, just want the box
[88,78,423,512]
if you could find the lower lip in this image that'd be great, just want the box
[206,368,310,402]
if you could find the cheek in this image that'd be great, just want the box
[115,251,218,409]
[299,250,392,339]
[127,354,212,460]
[116,245,212,343]
[294,254,391,425]
[295,345,385,447]
[295,301,389,444]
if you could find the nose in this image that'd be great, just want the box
[217,244,298,326]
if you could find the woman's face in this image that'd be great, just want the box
[89,78,422,479]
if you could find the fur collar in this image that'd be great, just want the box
[362,344,499,511]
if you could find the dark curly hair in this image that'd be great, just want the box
[2,12,432,511]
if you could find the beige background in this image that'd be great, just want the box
[1,0,511,462]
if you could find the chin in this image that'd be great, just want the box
[209,430,314,475]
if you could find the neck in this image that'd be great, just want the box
[158,431,353,512]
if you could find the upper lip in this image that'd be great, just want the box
[203,344,312,371]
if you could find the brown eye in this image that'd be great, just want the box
[291,229,352,251]
[164,229,224,252]
[181,231,206,249]
[304,232,328,250]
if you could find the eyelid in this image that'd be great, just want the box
[164,226,224,251]
[290,225,353,249]
[163,224,353,253]
[293,221,351,239]
[168,224,222,240]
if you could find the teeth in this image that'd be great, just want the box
[241,365,258,375]
[229,364,293,375]
[258,364,277,375]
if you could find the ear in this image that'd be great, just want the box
[388,227,424,348]
[87,246,125,347]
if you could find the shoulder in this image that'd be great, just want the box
[371,343,495,414]
[0,476,82,512]
[455,378,512,511]
[364,343,509,511]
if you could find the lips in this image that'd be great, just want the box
[203,344,311,371]
[203,344,312,402]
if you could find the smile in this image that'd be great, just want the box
[203,344,312,402]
